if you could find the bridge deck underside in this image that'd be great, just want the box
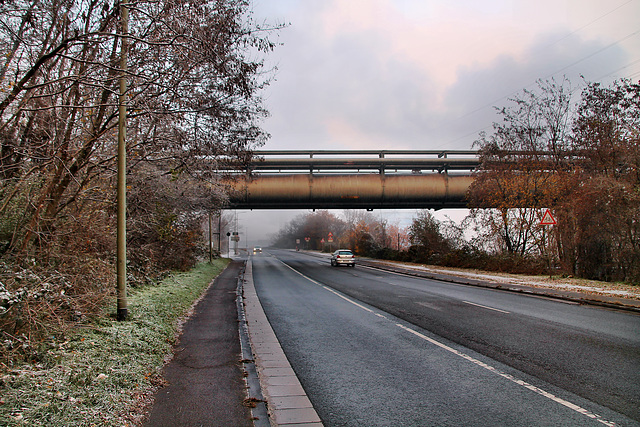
[226,173,473,210]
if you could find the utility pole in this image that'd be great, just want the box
[208,212,212,263]
[116,0,129,321]
[218,213,222,254]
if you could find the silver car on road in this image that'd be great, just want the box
[330,249,355,267]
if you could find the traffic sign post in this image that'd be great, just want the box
[540,209,556,225]
[232,231,239,255]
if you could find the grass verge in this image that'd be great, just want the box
[0,258,230,426]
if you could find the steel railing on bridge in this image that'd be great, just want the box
[221,150,480,174]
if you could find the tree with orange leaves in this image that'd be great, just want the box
[470,77,640,282]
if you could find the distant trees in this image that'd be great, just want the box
[342,210,381,255]
[271,210,410,257]
[469,78,640,283]
[271,210,343,250]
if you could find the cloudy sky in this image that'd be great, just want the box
[235,0,640,247]
[251,0,639,151]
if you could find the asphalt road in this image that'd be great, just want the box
[251,249,640,426]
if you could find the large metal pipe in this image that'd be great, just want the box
[226,173,473,209]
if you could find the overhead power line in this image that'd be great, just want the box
[437,25,640,150]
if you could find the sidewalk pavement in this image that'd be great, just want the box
[145,260,253,427]
[144,257,321,427]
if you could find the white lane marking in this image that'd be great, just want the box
[277,259,616,426]
[416,301,442,311]
[394,324,616,426]
[323,285,373,312]
[463,300,510,314]
[528,294,581,305]
[358,264,407,276]
[280,260,388,318]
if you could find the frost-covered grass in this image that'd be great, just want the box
[0,259,230,426]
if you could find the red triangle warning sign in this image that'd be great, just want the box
[540,209,557,225]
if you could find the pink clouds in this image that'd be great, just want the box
[251,0,639,151]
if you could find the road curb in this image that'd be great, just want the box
[242,259,323,426]
[237,265,270,427]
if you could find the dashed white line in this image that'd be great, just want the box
[277,258,617,426]
[463,300,510,314]
[394,323,616,426]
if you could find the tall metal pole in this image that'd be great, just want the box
[209,212,212,263]
[116,0,129,321]
[218,213,222,254]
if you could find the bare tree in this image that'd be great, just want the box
[469,78,575,264]
[0,0,280,253]
[469,77,640,282]
[569,79,640,281]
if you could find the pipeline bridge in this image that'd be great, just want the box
[221,150,480,210]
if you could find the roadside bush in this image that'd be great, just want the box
[438,247,483,269]
[478,253,545,275]
[372,247,400,261]
[0,260,228,426]
[386,244,547,276]
[0,254,114,368]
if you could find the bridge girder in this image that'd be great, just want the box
[226,173,473,210]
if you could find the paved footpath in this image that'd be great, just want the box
[145,257,322,427]
[145,260,253,427]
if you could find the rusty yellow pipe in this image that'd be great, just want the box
[225,174,473,209]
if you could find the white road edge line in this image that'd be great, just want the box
[279,259,617,427]
[463,300,510,314]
